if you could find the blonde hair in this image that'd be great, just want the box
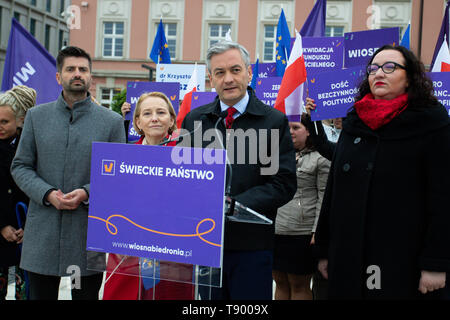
[133,91,177,135]
[0,85,37,120]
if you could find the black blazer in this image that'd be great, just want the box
[0,135,28,267]
[181,87,297,251]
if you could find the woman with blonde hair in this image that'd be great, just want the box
[0,85,36,300]
[103,91,195,300]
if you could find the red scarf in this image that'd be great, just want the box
[354,93,408,130]
[136,134,177,146]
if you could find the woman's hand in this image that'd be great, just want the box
[305,97,316,116]
[121,102,131,118]
[418,270,446,294]
[318,259,328,279]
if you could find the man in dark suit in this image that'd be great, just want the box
[181,41,296,299]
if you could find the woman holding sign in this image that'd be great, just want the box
[103,92,195,300]
[314,45,450,299]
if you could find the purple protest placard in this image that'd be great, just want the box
[254,77,282,107]
[125,81,180,141]
[302,37,344,75]
[251,63,277,79]
[191,91,217,110]
[344,28,399,68]
[308,66,365,121]
[87,142,226,268]
[1,19,61,104]
[428,72,450,116]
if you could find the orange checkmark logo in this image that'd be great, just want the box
[170,95,176,100]
[104,163,113,173]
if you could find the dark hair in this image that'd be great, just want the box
[355,45,438,108]
[300,113,315,151]
[56,46,92,72]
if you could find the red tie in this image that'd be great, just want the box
[225,107,238,129]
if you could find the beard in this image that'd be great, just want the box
[63,78,91,93]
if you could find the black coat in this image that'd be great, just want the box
[181,88,297,251]
[0,134,28,267]
[314,101,450,299]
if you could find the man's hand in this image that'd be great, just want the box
[418,270,446,294]
[47,189,88,210]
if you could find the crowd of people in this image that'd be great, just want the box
[0,40,449,300]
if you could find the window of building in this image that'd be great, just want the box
[100,88,122,109]
[103,22,124,58]
[30,0,37,6]
[14,12,20,22]
[208,23,231,47]
[45,24,51,50]
[46,0,52,13]
[325,26,345,37]
[59,29,64,49]
[59,0,65,13]
[30,18,36,36]
[263,25,276,62]
[165,23,177,60]
[0,8,2,43]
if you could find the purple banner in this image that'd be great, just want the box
[1,19,61,105]
[302,37,344,75]
[87,142,226,268]
[251,62,277,79]
[254,77,282,107]
[428,72,450,116]
[191,91,217,110]
[344,28,400,68]
[308,66,365,121]
[125,81,180,141]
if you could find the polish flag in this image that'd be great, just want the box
[442,62,450,72]
[431,36,450,72]
[274,31,307,121]
[176,64,198,128]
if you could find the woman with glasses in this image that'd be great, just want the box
[313,45,450,299]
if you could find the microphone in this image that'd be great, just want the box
[158,114,207,146]
[214,110,234,212]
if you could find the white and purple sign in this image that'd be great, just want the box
[302,37,344,75]
[344,28,399,68]
[87,142,226,268]
[191,92,217,111]
[428,72,450,116]
[308,66,365,121]
[125,81,180,141]
[156,63,206,99]
[254,77,282,107]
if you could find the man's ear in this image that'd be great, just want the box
[56,72,62,85]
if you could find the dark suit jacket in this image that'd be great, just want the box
[0,135,28,267]
[181,87,297,251]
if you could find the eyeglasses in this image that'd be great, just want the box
[366,62,406,75]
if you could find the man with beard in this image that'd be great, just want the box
[11,46,125,300]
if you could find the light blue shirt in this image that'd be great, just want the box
[219,91,249,119]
